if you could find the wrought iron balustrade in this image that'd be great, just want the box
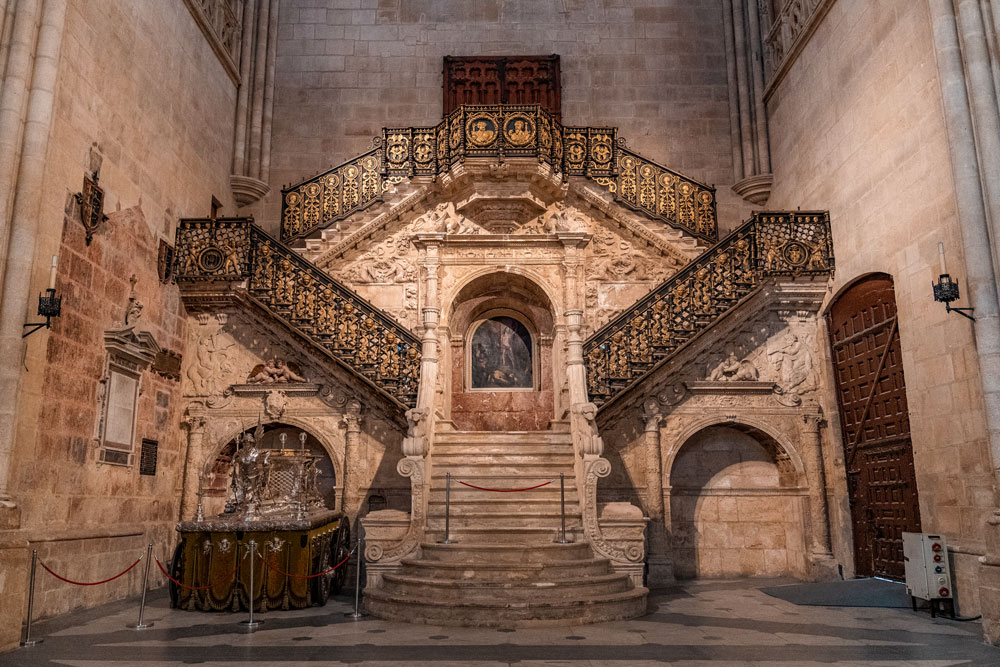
[281,105,717,244]
[174,217,421,407]
[583,211,834,408]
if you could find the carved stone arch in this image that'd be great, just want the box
[442,266,561,330]
[201,416,346,490]
[664,415,807,488]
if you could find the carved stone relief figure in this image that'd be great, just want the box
[767,330,818,404]
[708,351,759,381]
[247,358,309,384]
[186,324,237,397]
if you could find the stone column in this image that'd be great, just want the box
[560,236,589,410]
[342,400,363,518]
[230,0,257,176]
[801,413,834,562]
[179,414,207,521]
[419,239,442,415]
[230,0,279,207]
[731,0,756,178]
[642,398,672,584]
[259,0,280,180]
[955,0,1000,289]
[746,0,770,174]
[0,0,67,508]
[0,0,42,291]
[721,0,744,181]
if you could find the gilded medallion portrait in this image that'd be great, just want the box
[504,115,535,146]
[465,115,498,147]
[469,316,533,389]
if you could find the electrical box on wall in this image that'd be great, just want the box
[903,532,952,602]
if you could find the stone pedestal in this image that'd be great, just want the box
[0,533,29,652]
[978,514,1000,644]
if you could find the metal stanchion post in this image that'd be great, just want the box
[439,471,452,544]
[240,540,261,631]
[129,543,154,629]
[558,473,569,544]
[20,549,42,647]
[345,535,366,619]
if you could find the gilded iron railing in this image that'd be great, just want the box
[174,217,421,408]
[281,105,717,244]
[583,211,834,408]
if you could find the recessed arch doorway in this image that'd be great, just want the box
[446,271,556,431]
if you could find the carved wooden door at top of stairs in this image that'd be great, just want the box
[827,274,920,580]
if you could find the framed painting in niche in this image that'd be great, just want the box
[467,314,535,391]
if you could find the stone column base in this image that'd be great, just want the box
[646,556,674,588]
[0,534,29,652]
[731,173,773,206]
[808,552,840,581]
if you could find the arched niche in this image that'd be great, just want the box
[200,422,339,517]
[667,422,808,580]
[446,271,555,431]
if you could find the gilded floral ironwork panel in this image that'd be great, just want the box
[583,211,834,408]
[175,218,421,407]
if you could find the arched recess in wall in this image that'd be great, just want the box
[667,421,809,580]
[446,270,556,431]
[200,422,340,516]
[825,272,920,581]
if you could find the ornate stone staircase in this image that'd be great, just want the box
[363,429,647,626]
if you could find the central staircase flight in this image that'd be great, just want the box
[364,429,647,626]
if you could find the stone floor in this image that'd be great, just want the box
[2,578,998,666]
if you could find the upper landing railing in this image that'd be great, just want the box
[173,217,421,408]
[583,211,834,409]
[281,104,717,244]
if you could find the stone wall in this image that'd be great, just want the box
[668,426,806,579]
[7,206,185,621]
[262,0,749,233]
[766,0,993,613]
[0,0,239,646]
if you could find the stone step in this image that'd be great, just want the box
[425,514,582,532]
[429,463,575,477]
[363,586,648,627]
[434,431,573,445]
[398,557,612,582]
[427,500,581,515]
[379,572,632,601]
[417,542,593,564]
[433,443,574,455]
[432,452,575,464]
[424,526,583,544]
[427,487,576,502]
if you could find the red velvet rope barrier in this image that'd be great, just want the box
[153,555,240,591]
[458,479,554,492]
[263,548,355,579]
[39,555,143,586]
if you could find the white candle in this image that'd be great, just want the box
[938,242,947,276]
[48,255,57,290]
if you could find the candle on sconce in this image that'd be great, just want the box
[48,255,57,290]
[938,242,948,276]
[299,432,307,452]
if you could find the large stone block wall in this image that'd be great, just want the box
[766,0,992,613]
[2,0,239,644]
[262,0,749,233]
[668,426,806,579]
[6,206,185,621]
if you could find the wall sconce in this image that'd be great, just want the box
[23,256,62,338]
[932,242,975,321]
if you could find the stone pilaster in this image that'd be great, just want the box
[342,400,364,519]
[802,413,837,579]
[179,413,207,521]
[642,398,672,585]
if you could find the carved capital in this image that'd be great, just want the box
[343,399,364,431]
